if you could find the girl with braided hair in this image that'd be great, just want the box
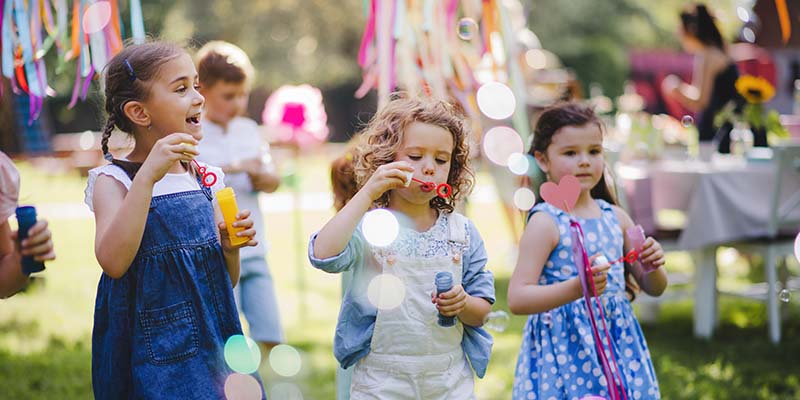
[84,41,264,399]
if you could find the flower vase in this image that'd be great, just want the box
[730,121,754,158]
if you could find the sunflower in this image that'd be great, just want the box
[735,75,775,104]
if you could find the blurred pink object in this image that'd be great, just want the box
[580,396,607,400]
[779,115,800,140]
[262,84,329,148]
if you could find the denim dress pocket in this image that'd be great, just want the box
[138,300,199,365]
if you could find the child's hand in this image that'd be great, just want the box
[588,254,611,297]
[218,210,258,252]
[432,284,468,317]
[639,237,666,269]
[139,133,199,184]
[361,161,414,201]
[10,220,56,262]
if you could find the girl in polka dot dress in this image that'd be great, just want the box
[507,103,668,400]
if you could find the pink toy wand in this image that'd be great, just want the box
[410,177,452,198]
[539,175,628,398]
[570,219,628,400]
[191,159,218,187]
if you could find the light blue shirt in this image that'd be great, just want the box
[308,212,495,378]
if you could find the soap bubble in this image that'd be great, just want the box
[483,310,510,332]
[681,115,694,128]
[457,18,478,41]
[779,289,791,303]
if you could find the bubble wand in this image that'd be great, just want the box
[191,159,218,187]
[409,176,452,198]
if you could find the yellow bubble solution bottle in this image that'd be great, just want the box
[216,187,248,247]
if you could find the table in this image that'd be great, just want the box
[617,155,800,339]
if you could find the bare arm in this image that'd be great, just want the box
[507,212,584,314]
[613,206,668,297]
[0,220,25,298]
[673,52,724,112]
[247,166,281,193]
[94,133,199,278]
[312,161,413,259]
[93,174,156,278]
[459,295,492,327]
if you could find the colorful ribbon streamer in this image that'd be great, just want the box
[0,0,142,118]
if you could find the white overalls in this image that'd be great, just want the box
[351,213,477,400]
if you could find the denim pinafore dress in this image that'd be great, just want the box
[91,163,265,399]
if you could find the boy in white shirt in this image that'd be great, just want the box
[195,41,284,355]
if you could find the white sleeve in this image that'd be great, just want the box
[84,165,132,212]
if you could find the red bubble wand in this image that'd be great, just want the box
[191,159,218,187]
[410,177,452,198]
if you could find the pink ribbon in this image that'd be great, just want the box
[357,0,376,68]
[570,219,628,400]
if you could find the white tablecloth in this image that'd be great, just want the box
[618,157,800,250]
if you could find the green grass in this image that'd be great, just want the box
[2,153,800,399]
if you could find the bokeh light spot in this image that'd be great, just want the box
[224,373,263,400]
[367,274,406,310]
[269,344,302,377]
[79,131,95,151]
[82,1,112,34]
[513,187,536,211]
[483,126,524,166]
[224,335,261,374]
[794,231,800,264]
[477,82,516,120]
[742,27,756,43]
[362,209,399,247]
[507,153,529,175]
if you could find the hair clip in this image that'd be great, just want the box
[123,59,136,82]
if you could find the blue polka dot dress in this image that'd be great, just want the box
[512,200,661,400]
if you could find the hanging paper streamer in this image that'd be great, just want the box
[0,0,141,119]
[129,0,144,44]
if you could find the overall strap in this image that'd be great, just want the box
[447,212,468,245]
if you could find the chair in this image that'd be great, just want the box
[722,143,800,343]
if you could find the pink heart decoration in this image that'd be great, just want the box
[539,175,581,213]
